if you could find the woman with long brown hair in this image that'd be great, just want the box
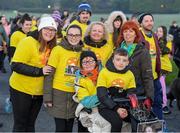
[9,16,57,132]
[43,25,84,132]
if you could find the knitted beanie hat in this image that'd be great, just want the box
[38,16,57,31]
[51,10,63,23]
[80,50,97,67]
[78,3,92,15]
[138,13,154,24]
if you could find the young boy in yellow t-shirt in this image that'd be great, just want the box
[97,48,136,132]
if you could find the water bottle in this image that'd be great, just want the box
[4,98,12,114]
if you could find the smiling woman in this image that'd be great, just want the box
[66,27,82,45]
[43,24,84,132]
[83,21,113,66]
[116,21,154,126]
[9,16,57,132]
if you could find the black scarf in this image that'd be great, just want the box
[59,38,83,52]
[84,36,107,48]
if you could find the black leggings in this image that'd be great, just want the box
[99,108,130,132]
[10,87,43,132]
[54,117,74,132]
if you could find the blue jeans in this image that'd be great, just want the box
[153,79,163,119]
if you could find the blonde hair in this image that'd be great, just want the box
[84,21,109,41]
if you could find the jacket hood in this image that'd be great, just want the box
[106,55,130,74]
[27,29,39,41]
[105,11,127,33]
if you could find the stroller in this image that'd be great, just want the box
[113,94,164,132]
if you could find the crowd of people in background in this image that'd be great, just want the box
[0,2,180,132]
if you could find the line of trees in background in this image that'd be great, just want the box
[0,0,180,14]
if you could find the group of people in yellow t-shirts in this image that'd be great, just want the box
[4,2,175,132]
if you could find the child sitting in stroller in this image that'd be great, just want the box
[73,50,111,132]
[96,48,136,132]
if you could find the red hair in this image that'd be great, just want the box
[116,21,141,48]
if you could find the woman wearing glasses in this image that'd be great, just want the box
[83,22,113,66]
[43,25,84,132]
[9,16,57,132]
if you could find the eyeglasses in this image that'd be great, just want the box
[82,60,95,65]
[67,33,81,38]
[43,27,56,34]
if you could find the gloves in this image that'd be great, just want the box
[143,98,152,111]
[128,94,138,109]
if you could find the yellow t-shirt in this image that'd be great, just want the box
[77,77,96,101]
[9,37,48,95]
[83,43,113,66]
[10,30,27,48]
[30,26,38,32]
[97,68,136,90]
[30,20,37,31]
[142,31,158,79]
[167,41,172,51]
[161,41,172,72]
[108,33,116,49]
[48,45,81,92]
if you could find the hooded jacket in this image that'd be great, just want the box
[105,11,127,34]
[105,11,127,49]
[127,43,154,99]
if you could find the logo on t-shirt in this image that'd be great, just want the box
[111,78,125,89]
[65,57,79,76]
[149,44,156,59]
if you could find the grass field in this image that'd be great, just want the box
[0,10,179,85]
[1,10,180,29]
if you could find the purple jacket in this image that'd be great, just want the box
[139,31,161,78]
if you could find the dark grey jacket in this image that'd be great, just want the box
[129,43,154,100]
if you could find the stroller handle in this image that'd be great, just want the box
[113,96,146,103]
